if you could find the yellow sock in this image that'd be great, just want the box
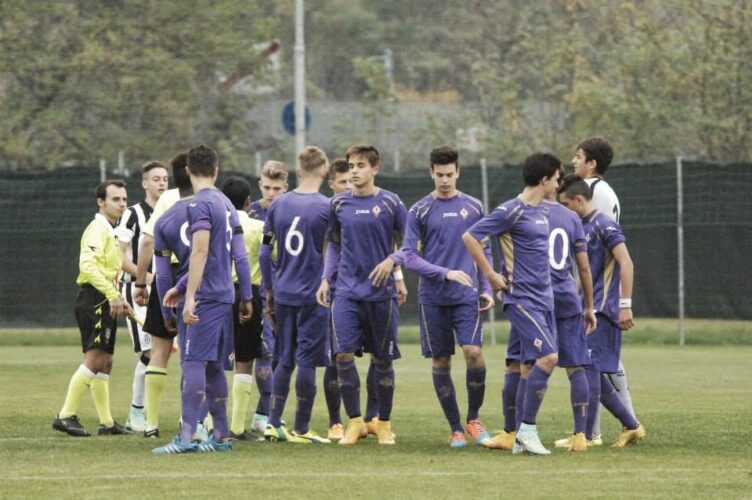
[90,374,114,427]
[145,366,168,429]
[231,374,253,434]
[60,364,95,418]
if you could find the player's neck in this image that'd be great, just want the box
[145,194,158,208]
[191,176,215,192]
[98,210,117,226]
[432,188,458,200]
[519,186,544,206]
[295,177,322,194]
[353,183,378,196]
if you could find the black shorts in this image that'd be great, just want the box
[143,280,175,339]
[75,285,117,354]
[233,284,263,362]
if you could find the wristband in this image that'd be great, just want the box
[134,283,147,289]
[619,298,632,309]
[392,270,404,281]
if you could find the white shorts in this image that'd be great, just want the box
[121,281,152,353]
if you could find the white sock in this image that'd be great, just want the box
[234,373,254,384]
[132,360,147,409]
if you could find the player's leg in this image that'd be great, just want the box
[230,289,262,440]
[454,303,490,446]
[608,361,637,418]
[265,304,296,440]
[142,285,176,438]
[323,307,343,439]
[485,324,521,450]
[364,359,379,434]
[252,297,274,432]
[367,298,400,445]
[123,282,149,432]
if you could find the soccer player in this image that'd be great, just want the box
[260,146,332,444]
[117,161,168,433]
[53,180,133,437]
[322,157,352,440]
[571,136,636,442]
[247,160,288,433]
[462,152,561,455]
[401,145,495,448]
[152,145,254,454]
[316,144,408,446]
[557,175,646,448]
[219,176,266,441]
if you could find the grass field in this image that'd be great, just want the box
[1,320,751,498]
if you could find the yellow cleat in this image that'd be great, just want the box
[327,423,344,441]
[366,418,379,436]
[483,430,516,450]
[612,423,646,448]
[376,420,395,445]
[291,429,331,444]
[339,417,367,445]
[567,432,588,452]
[554,433,602,448]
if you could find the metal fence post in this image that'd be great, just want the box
[676,156,685,346]
[480,157,496,345]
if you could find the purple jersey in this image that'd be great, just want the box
[328,188,407,301]
[468,197,553,311]
[187,188,240,304]
[248,200,267,222]
[402,192,491,305]
[545,201,587,318]
[154,199,193,280]
[263,191,329,306]
[582,210,626,325]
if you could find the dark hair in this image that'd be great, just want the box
[95,180,126,200]
[558,174,592,200]
[329,157,349,180]
[142,161,167,176]
[345,145,379,166]
[220,176,251,210]
[430,145,459,170]
[522,152,561,186]
[187,145,218,177]
[168,151,190,193]
[577,137,613,175]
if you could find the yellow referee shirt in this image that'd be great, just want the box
[76,213,122,301]
[233,210,265,286]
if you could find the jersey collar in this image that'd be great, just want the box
[94,213,117,236]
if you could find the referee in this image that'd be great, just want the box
[53,180,134,437]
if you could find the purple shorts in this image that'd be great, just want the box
[556,314,591,368]
[506,325,522,365]
[274,303,331,369]
[183,301,233,364]
[503,304,557,364]
[332,297,401,361]
[419,303,482,358]
[587,314,621,373]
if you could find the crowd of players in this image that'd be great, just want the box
[51,137,645,455]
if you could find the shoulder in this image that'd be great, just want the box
[379,188,404,207]
[409,194,434,217]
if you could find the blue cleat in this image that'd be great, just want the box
[196,438,233,452]
[152,436,198,455]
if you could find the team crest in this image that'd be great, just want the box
[372,205,382,217]
[533,338,543,351]
[459,207,469,220]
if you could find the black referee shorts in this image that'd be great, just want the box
[75,285,117,354]
[233,284,263,362]
[143,280,175,339]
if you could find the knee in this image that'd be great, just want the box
[336,352,355,364]
[505,360,521,374]
[462,347,484,368]
[432,356,451,371]
[537,353,558,373]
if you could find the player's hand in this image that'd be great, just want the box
[239,300,253,323]
[487,272,507,291]
[134,286,149,307]
[619,308,634,331]
[146,272,154,286]
[369,257,397,287]
[316,280,331,308]
[479,293,495,311]
[446,270,473,288]
[584,309,597,334]
[109,297,126,320]
[396,279,408,306]
[163,287,182,308]
[183,296,199,325]
[163,314,177,334]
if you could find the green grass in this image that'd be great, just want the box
[2,327,751,498]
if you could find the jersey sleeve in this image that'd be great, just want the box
[467,200,517,242]
[327,197,341,244]
[401,207,449,281]
[573,216,587,254]
[598,218,626,250]
[80,226,119,301]
[187,198,212,234]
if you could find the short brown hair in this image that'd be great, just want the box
[345,145,379,166]
[95,180,126,200]
[577,137,613,175]
[261,160,288,181]
[298,146,329,173]
[141,160,167,176]
[328,157,349,180]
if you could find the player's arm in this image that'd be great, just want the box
[462,232,506,291]
[231,225,254,322]
[183,229,209,325]
[134,234,154,305]
[611,242,635,331]
[574,250,597,334]
[154,250,177,332]
[80,232,128,319]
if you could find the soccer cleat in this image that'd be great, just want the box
[339,417,368,445]
[466,419,492,446]
[483,430,516,450]
[376,420,396,445]
[152,436,198,454]
[450,431,467,448]
[52,414,91,437]
[193,422,209,442]
[250,413,268,434]
[612,423,646,448]
[366,418,379,436]
[567,432,588,452]
[515,424,552,456]
[230,430,258,441]
[125,408,146,433]
[591,434,603,446]
[327,423,344,441]
[511,442,525,455]
[97,421,133,435]
[292,430,332,444]
[144,427,160,439]
[555,433,602,448]
[197,438,233,452]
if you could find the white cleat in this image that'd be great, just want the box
[515,423,552,456]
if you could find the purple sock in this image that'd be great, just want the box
[502,371,521,432]
[294,367,317,434]
[205,360,229,440]
[268,364,293,428]
[600,373,639,430]
[432,367,462,433]
[585,368,601,439]
[515,377,527,432]
[254,358,273,416]
[365,361,378,421]
[336,359,361,418]
[521,365,551,425]
[180,360,206,444]
[466,366,486,422]
[568,368,589,435]
[323,366,341,426]
[375,362,395,421]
